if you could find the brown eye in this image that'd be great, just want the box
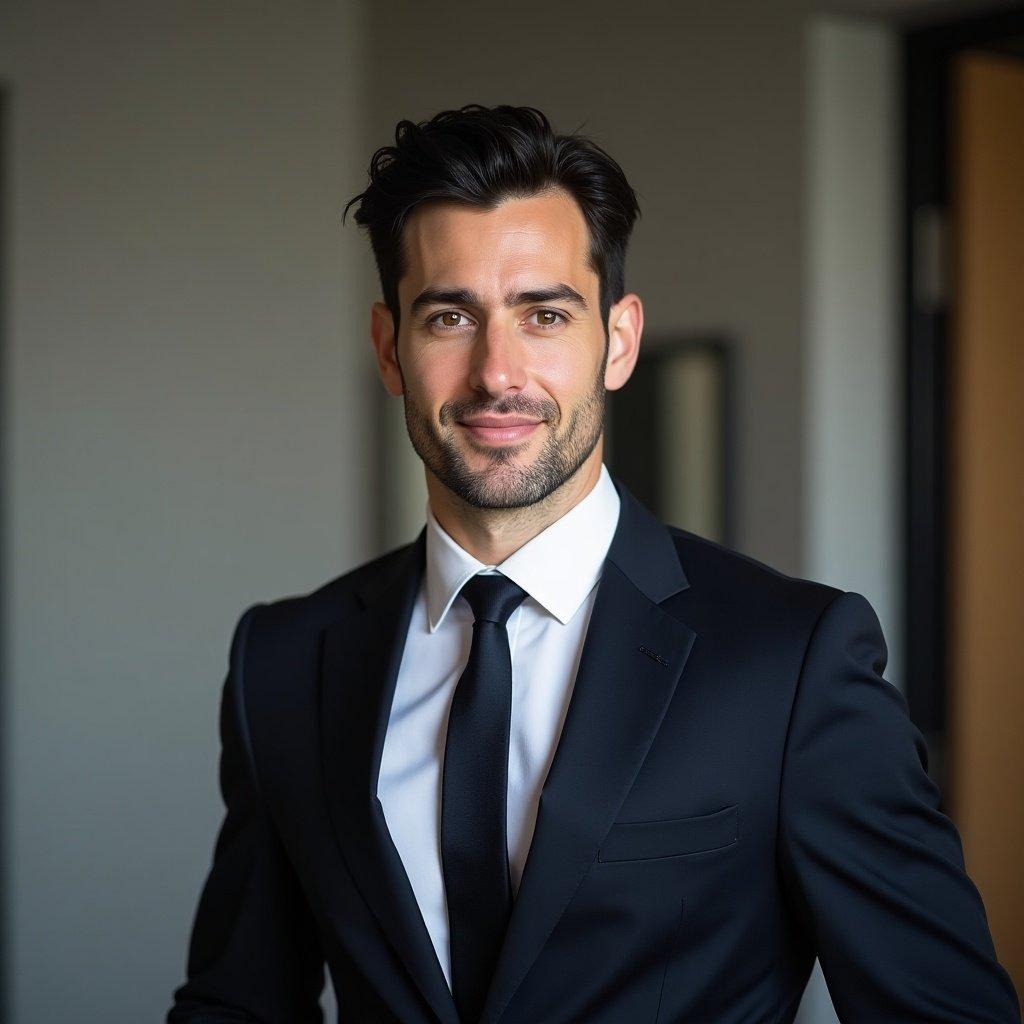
[531,309,567,328]
[429,311,472,331]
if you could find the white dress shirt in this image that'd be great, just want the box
[376,462,622,990]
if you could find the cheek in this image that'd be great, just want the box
[533,340,599,393]
[415,358,457,404]
[404,351,468,421]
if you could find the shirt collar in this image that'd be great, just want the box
[424,462,621,632]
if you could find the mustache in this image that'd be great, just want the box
[443,396,556,424]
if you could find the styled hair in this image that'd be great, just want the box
[342,103,641,338]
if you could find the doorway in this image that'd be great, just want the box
[905,8,1024,993]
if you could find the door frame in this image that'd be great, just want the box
[902,7,1024,798]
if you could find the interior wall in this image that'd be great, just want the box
[799,16,901,1024]
[0,2,370,1020]
[804,16,901,671]
[370,0,810,577]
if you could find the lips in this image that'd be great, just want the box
[458,418,543,445]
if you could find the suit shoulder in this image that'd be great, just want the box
[666,525,843,621]
[243,536,419,639]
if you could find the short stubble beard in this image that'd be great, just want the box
[399,347,608,511]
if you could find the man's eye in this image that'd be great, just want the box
[529,309,568,329]
[428,311,473,331]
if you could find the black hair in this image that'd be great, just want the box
[342,103,641,338]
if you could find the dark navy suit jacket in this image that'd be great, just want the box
[168,475,1020,1023]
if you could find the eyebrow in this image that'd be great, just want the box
[409,283,589,318]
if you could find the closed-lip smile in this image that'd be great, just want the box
[458,416,544,444]
[460,416,542,427]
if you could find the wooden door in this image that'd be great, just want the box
[949,48,1024,991]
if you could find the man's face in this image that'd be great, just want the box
[373,188,635,511]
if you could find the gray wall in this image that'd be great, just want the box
[799,18,901,1023]
[0,2,371,1019]
[804,16,901,675]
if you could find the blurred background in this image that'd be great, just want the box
[1,0,1021,1020]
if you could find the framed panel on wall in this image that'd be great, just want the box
[607,336,734,547]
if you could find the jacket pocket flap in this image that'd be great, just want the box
[598,804,738,862]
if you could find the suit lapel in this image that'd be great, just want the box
[477,478,696,1024]
[320,529,462,1024]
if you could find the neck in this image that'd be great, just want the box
[426,445,604,566]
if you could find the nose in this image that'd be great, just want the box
[467,317,528,398]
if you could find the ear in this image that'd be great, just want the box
[604,293,644,392]
[370,301,404,397]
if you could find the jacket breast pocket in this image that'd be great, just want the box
[597,803,739,863]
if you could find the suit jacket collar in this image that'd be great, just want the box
[320,474,695,1024]
[356,469,686,612]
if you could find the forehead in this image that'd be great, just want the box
[399,189,595,302]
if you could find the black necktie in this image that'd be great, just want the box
[441,572,528,1023]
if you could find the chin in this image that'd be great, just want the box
[466,450,534,470]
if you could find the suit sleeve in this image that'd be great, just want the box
[168,603,326,1023]
[777,590,1021,1023]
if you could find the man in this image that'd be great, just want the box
[168,104,1020,1023]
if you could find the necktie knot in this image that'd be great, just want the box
[460,572,528,626]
